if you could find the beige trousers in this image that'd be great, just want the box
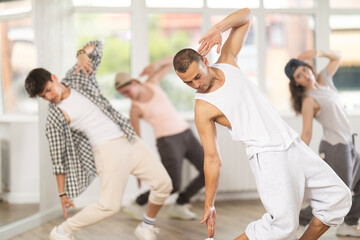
[62,136,172,234]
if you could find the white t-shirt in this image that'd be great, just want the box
[57,89,124,147]
[195,63,298,159]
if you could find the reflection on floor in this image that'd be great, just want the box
[0,201,39,227]
[9,200,354,240]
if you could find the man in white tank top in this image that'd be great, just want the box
[115,57,205,221]
[173,8,351,240]
[24,41,172,240]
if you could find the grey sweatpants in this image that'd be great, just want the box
[300,138,360,226]
[136,129,205,205]
[246,138,351,240]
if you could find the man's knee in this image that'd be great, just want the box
[171,178,181,193]
[336,186,352,218]
[315,185,352,226]
[98,203,121,217]
[155,173,173,195]
[246,217,298,240]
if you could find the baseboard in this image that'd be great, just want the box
[0,206,62,240]
[191,190,259,202]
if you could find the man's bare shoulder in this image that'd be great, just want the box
[130,103,143,118]
[216,55,239,69]
[195,99,219,121]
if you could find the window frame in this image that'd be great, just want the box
[0,6,32,116]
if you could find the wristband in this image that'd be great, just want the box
[76,49,86,57]
[59,192,67,197]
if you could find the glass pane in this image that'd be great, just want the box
[1,18,37,114]
[330,0,360,9]
[0,0,31,15]
[209,16,257,85]
[207,0,259,8]
[264,0,314,9]
[330,15,360,112]
[146,0,203,8]
[149,13,202,112]
[265,14,315,113]
[73,0,130,7]
[74,13,131,111]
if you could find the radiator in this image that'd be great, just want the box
[0,139,10,194]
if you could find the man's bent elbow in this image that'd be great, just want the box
[240,8,252,23]
[205,156,221,166]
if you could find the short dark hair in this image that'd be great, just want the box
[25,68,52,98]
[173,48,203,73]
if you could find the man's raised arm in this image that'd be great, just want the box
[75,41,103,76]
[198,8,252,67]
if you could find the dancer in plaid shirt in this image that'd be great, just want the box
[24,41,172,240]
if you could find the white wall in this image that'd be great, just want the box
[0,117,39,204]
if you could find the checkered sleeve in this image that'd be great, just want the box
[46,121,66,175]
[64,41,103,89]
[84,40,103,73]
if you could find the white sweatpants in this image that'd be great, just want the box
[245,138,351,240]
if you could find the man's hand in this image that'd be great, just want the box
[198,26,222,56]
[75,53,95,76]
[200,205,216,238]
[140,64,155,77]
[60,195,75,218]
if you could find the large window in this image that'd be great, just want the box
[73,0,131,7]
[209,16,257,85]
[146,0,203,8]
[3,0,359,116]
[148,13,202,112]
[265,14,315,112]
[330,0,360,9]
[264,0,314,8]
[207,0,259,8]
[1,17,36,114]
[330,15,360,111]
[74,13,131,111]
[0,0,31,16]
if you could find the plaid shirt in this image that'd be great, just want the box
[45,41,136,199]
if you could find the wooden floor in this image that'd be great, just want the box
[0,202,39,227]
[9,200,357,240]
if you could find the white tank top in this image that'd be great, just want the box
[57,89,124,147]
[306,69,352,145]
[195,63,298,159]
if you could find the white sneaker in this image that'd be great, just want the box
[134,223,160,240]
[167,203,197,220]
[123,200,145,221]
[336,223,360,237]
[294,224,307,239]
[49,226,75,240]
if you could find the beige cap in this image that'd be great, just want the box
[114,72,135,89]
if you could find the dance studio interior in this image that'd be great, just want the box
[0,0,360,239]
